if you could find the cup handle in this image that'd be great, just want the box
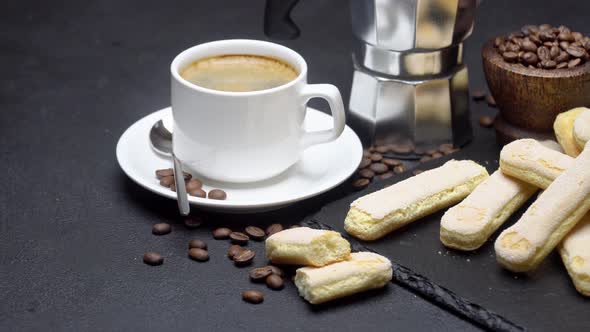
[300,84,346,149]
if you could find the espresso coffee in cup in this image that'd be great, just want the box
[180,55,299,92]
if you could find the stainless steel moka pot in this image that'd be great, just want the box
[265,0,480,149]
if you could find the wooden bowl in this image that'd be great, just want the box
[482,39,590,144]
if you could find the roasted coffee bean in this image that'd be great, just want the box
[228,245,244,259]
[182,172,192,181]
[502,51,518,62]
[508,32,524,40]
[494,37,504,47]
[479,115,494,128]
[584,40,590,51]
[521,40,538,52]
[506,43,520,53]
[419,156,432,163]
[186,179,203,191]
[358,158,371,169]
[155,168,174,179]
[537,46,550,61]
[425,149,438,156]
[269,265,285,277]
[229,232,249,245]
[189,239,207,250]
[566,45,586,58]
[245,226,266,240]
[572,32,583,42]
[189,248,209,262]
[266,274,284,290]
[529,34,541,45]
[555,51,570,63]
[439,143,454,153]
[498,43,507,53]
[358,168,375,179]
[559,41,570,50]
[568,58,581,68]
[208,189,227,200]
[234,249,255,265]
[370,153,383,162]
[389,143,412,154]
[539,30,555,42]
[543,41,556,48]
[443,148,460,155]
[521,25,537,35]
[486,95,496,107]
[471,89,486,101]
[378,172,394,180]
[143,252,163,266]
[152,223,172,235]
[550,46,560,59]
[213,227,232,239]
[542,60,557,69]
[558,32,574,42]
[382,158,401,168]
[184,215,203,229]
[431,152,443,159]
[362,150,371,158]
[352,178,370,190]
[412,169,424,176]
[393,165,405,174]
[556,62,569,69]
[242,290,264,304]
[159,176,175,187]
[249,266,273,281]
[266,224,283,236]
[539,24,553,31]
[375,145,389,153]
[189,188,207,198]
[369,163,388,174]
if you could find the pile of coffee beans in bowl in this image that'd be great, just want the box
[494,24,590,69]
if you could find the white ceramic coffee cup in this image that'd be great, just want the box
[170,39,346,183]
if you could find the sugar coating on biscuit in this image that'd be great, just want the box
[573,109,590,150]
[294,252,392,304]
[495,143,590,272]
[345,160,489,240]
[559,215,590,297]
[499,139,574,189]
[265,227,351,267]
[554,107,587,157]
[440,170,537,251]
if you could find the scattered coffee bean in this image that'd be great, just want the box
[242,290,264,304]
[374,145,389,153]
[159,176,175,187]
[245,226,266,241]
[188,248,209,262]
[155,168,174,179]
[249,266,273,281]
[389,143,412,154]
[208,189,227,200]
[184,215,203,229]
[352,178,370,190]
[358,168,375,179]
[143,252,163,266]
[431,152,443,159]
[186,179,203,191]
[269,265,285,277]
[443,148,460,155]
[412,169,424,176]
[382,158,401,168]
[234,249,255,265]
[471,89,486,101]
[425,149,438,156]
[486,95,496,107]
[189,188,207,198]
[362,150,371,158]
[266,274,284,290]
[479,115,495,128]
[438,143,454,154]
[266,224,283,236]
[393,165,405,174]
[152,223,172,235]
[358,158,371,169]
[189,239,207,250]
[230,232,249,245]
[213,227,232,239]
[419,156,432,163]
[378,172,394,180]
[369,163,388,174]
[228,245,244,259]
[370,153,383,162]
[182,172,192,181]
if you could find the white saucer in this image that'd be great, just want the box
[116,107,362,213]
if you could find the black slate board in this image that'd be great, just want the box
[307,117,590,331]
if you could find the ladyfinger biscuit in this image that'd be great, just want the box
[494,142,590,272]
[559,215,590,297]
[345,160,489,241]
[294,252,392,304]
[440,170,537,251]
[554,107,587,157]
[499,139,574,189]
[265,227,351,267]
[573,108,590,150]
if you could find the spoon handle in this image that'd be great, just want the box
[172,153,190,216]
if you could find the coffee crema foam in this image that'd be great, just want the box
[180,54,299,92]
